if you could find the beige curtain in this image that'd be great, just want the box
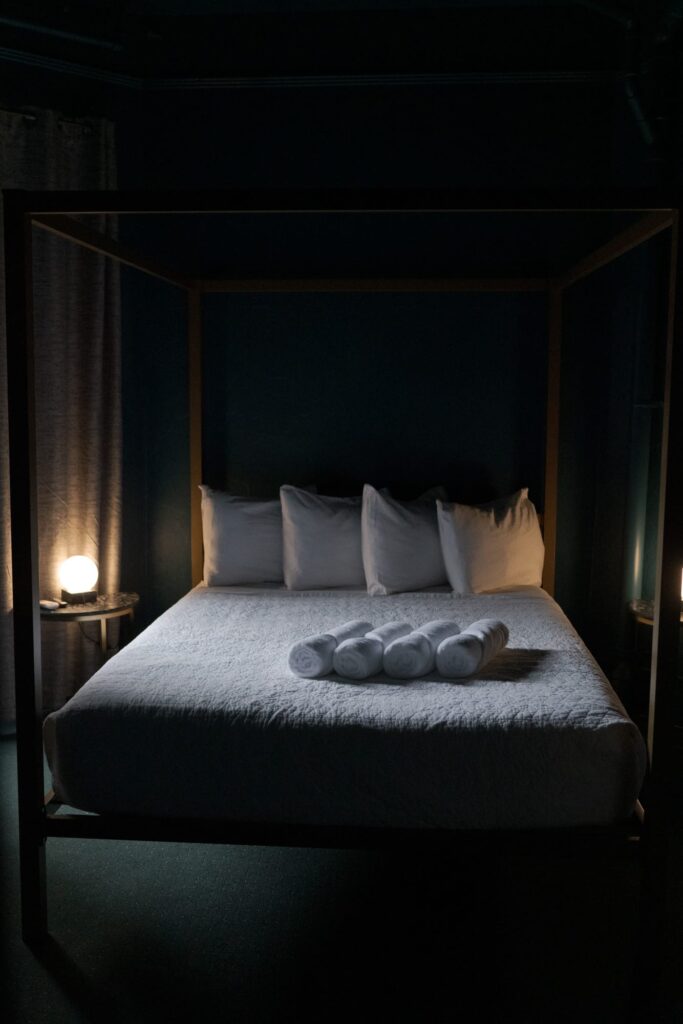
[0,109,120,719]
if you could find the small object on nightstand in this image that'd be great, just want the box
[39,599,60,611]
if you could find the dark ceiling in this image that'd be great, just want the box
[0,1,678,83]
[1,1,681,175]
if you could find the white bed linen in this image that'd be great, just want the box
[43,585,646,830]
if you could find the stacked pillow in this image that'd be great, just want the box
[436,488,545,595]
[200,482,545,594]
[280,485,365,589]
[361,484,447,595]
[200,486,283,586]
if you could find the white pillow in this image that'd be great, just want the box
[361,484,448,595]
[200,486,283,585]
[280,485,366,590]
[436,488,545,595]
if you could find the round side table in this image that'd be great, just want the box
[40,592,139,653]
[629,598,683,627]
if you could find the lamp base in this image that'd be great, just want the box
[62,589,97,605]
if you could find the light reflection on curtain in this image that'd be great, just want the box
[0,108,120,719]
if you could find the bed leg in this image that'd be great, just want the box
[629,812,672,1022]
[15,719,49,945]
[17,756,48,944]
[19,827,48,945]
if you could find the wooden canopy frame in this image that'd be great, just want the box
[4,190,682,1013]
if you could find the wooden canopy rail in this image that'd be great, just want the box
[31,213,194,291]
[5,192,682,1017]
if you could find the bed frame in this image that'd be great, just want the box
[4,190,682,1013]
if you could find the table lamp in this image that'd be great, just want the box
[59,555,98,604]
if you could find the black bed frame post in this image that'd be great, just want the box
[4,190,48,943]
[633,211,683,1018]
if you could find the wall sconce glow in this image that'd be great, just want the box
[59,555,99,604]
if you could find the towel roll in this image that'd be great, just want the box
[383,619,460,679]
[465,619,509,664]
[289,619,374,678]
[435,633,484,678]
[436,618,509,678]
[333,620,412,679]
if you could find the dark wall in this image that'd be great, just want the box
[555,235,668,669]
[202,291,547,501]
[120,268,190,623]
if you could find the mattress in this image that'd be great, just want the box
[44,585,647,830]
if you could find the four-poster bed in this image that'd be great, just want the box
[4,192,682,1010]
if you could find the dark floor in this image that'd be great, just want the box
[1,734,678,1024]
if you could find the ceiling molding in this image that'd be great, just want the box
[0,46,137,86]
[0,46,625,90]
[0,16,123,51]
[153,70,624,90]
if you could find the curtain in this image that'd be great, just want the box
[0,108,120,719]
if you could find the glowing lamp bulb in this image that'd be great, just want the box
[59,556,98,595]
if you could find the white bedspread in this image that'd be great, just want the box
[43,585,646,830]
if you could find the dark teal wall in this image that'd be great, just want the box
[202,291,547,502]
[120,269,191,624]
[555,235,668,670]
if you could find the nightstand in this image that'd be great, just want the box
[629,598,683,627]
[40,592,139,653]
[626,599,683,733]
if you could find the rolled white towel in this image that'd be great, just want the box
[333,621,412,679]
[383,619,460,679]
[289,619,374,678]
[435,633,484,678]
[465,618,509,664]
[436,618,509,678]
